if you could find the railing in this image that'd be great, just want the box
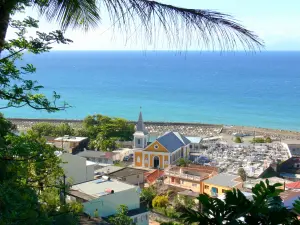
[164,170,201,181]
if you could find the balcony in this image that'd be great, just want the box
[164,170,201,181]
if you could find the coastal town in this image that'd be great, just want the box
[8,112,300,225]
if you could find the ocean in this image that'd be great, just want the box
[2,51,300,131]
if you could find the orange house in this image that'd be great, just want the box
[134,131,191,169]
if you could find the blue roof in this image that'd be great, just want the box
[157,132,191,153]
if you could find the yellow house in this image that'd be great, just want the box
[202,173,243,197]
[134,131,191,169]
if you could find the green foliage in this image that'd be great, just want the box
[108,205,135,225]
[1,16,71,112]
[141,186,157,208]
[265,136,272,143]
[0,116,81,224]
[83,114,134,151]
[152,195,169,208]
[251,137,266,143]
[181,180,300,225]
[237,167,247,182]
[177,158,190,167]
[30,122,75,137]
[234,136,242,143]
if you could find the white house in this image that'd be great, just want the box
[68,179,148,225]
[58,153,94,184]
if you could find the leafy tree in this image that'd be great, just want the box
[152,195,169,208]
[234,136,242,143]
[177,158,191,167]
[237,167,247,182]
[181,180,300,225]
[141,186,157,208]
[31,122,75,137]
[1,16,71,111]
[84,114,134,151]
[108,205,135,225]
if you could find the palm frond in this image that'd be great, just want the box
[34,0,263,50]
[34,0,100,31]
[100,0,263,50]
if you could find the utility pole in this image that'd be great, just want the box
[63,174,66,205]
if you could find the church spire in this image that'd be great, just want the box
[136,108,147,134]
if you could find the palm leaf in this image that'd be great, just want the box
[34,0,263,50]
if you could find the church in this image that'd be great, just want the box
[133,112,191,169]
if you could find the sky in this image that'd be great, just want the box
[6,0,300,51]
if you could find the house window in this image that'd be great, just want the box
[222,189,227,193]
[137,156,141,163]
[133,217,137,223]
[181,180,184,184]
[190,144,193,149]
[192,183,197,187]
[154,144,159,149]
[138,139,141,144]
[204,185,209,189]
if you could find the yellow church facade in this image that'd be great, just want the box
[134,131,191,169]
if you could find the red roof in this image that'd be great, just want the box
[286,181,300,189]
[145,170,164,184]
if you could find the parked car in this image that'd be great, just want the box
[123,156,129,161]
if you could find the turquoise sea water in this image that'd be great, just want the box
[1,51,300,131]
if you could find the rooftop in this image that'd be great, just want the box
[94,165,124,175]
[108,167,146,178]
[55,136,88,142]
[186,136,202,144]
[177,189,200,197]
[203,173,241,188]
[156,131,191,153]
[280,189,300,209]
[77,150,109,158]
[71,179,136,199]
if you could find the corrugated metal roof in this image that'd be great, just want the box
[157,131,191,153]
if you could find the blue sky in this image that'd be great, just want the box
[7,0,300,50]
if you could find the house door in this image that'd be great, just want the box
[154,156,160,168]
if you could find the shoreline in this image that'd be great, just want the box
[8,118,300,140]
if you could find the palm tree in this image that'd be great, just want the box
[0,0,263,53]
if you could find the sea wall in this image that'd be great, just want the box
[8,118,300,140]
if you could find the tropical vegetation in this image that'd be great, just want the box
[181,180,300,225]
[108,205,135,225]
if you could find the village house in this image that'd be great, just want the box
[77,150,115,165]
[52,136,89,154]
[68,178,148,225]
[164,165,218,193]
[58,152,94,185]
[202,173,243,197]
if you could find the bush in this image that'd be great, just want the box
[251,137,266,143]
[234,136,242,143]
[152,195,169,208]
[265,137,272,143]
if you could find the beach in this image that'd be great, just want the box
[9,118,300,141]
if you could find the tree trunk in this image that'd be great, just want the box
[0,5,10,54]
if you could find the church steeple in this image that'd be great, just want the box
[136,109,148,134]
[133,109,149,149]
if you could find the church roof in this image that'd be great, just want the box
[157,131,191,153]
[136,111,148,135]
